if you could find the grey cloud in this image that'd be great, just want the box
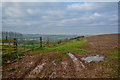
[2,2,118,34]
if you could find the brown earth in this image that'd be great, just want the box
[2,33,119,78]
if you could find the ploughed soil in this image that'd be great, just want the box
[2,33,119,78]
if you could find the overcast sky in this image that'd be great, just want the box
[2,2,118,35]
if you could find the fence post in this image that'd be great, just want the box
[13,38,17,53]
[24,38,26,51]
[8,41,11,54]
[32,37,34,50]
[6,32,8,40]
[47,37,49,47]
[40,37,42,47]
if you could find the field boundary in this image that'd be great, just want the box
[0,38,17,54]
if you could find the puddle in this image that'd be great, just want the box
[81,55,104,63]
[67,52,78,61]
[27,62,33,67]
[67,52,85,71]
[52,60,56,66]
[27,62,46,78]
[50,61,57,78]
[78,55,81,57]
[61,61,68,69]
[50,72,57,78]
[30,62,33,65]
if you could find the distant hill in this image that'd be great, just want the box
[1,31,94,42]
[23,34,79,42]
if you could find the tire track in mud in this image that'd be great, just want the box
[22,54,60,78]
[75,53,103,78]
[25,62,46,78]
[37,55,65,78]
[67,52,90,78]
[21,55,48,78]
[67,52,86,72]
[71,53,101,78]
[37,54,76,78]
[22,52,86,78]
[61,56,76,78]
[38,56,56,78]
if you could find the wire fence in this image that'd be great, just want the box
[1,34,84,55]
[17,37,39,53]
[1,36,70,54]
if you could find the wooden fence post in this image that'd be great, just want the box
[32,37,34,50]
[24,38,26,51]
[13,38,17,53]
[47,37,49,47]
[40,37,42,47]
[8,41,11,54]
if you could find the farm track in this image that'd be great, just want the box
[22,53,88,78]
[21,55,47,78]
[67,53,86,71]
[22,53,77,78]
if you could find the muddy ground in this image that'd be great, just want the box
[2,34,119,78]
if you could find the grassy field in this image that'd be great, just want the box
[17,44,40,52]
[36,38,87,55]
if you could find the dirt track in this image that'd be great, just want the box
[2,34,119,78]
